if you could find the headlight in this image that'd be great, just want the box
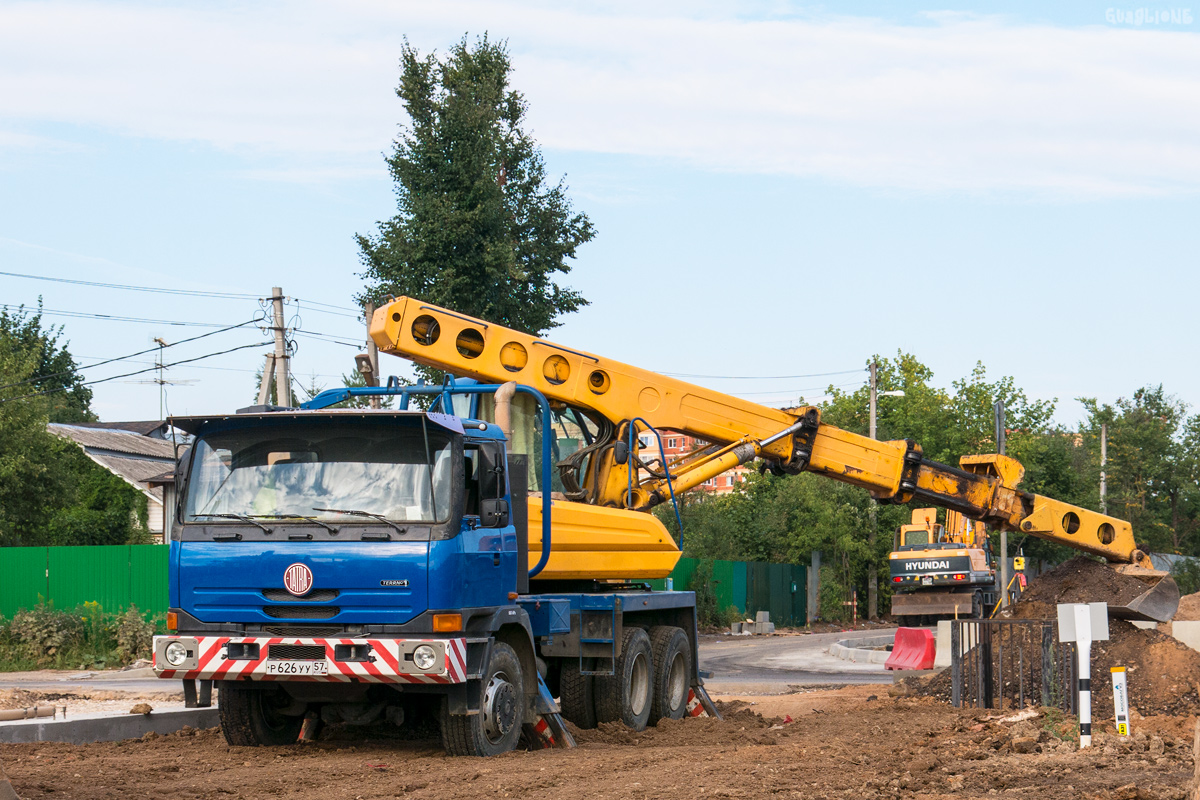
[164,641,189,667]
[413,645,437,671]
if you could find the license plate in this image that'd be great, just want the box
[265,660,328,676]
[921,577,934,586]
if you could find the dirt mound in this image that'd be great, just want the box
[1009,556,1151,619]
[1092,620,1200,718]
[1174,590,1200,621]
[569,703,782,748]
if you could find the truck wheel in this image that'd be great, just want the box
[595,627,653,730]
[972,591,984,619]
[648,626,691,724]
[558,660,597,729]
[442,642,523,757]
[218,682,304,746]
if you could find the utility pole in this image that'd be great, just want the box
[153,337,168,420]
[269,286,292,407]
[365,301,381,409]
[867,360,878,620]
[995,399,1009,608]
[1100,423,1108,515]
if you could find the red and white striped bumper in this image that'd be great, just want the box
[153,635,467,685]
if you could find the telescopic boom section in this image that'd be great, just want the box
[370,297,1151,568]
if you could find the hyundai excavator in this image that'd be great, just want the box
[368,297,1178,622]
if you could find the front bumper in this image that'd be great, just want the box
[153,635,467,685]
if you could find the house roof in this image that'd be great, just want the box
[47,423,177,503]
[69,420,170,437]
[48,424,178,460]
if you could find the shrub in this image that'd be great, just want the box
[116,606,155,662]
[10,604,83,659]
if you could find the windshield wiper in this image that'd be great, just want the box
[194,513,273,534]
[312,508,407,535]
[253,514,339,534]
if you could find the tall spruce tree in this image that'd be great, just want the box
[357,35,594,338]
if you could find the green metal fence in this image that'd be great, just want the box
[648,557,809,626]
[0,545,168,618]
[0,546,807,626]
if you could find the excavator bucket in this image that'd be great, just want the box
[1107,567,1180,623]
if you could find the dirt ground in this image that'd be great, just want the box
[0,687,184,717]
[2,686,1195,800]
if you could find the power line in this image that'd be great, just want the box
[0,270,260,299]
[735,379,868,397]
[0,304,261,329]
[657,368,866,380]
[0,342,273,405]
[0,319,265,393]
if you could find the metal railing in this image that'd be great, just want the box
[951,619,1077,711]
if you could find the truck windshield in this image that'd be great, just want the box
[183,421,454,524]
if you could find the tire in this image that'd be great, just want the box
[971,591,984,619]
[442,642,523,757]
[648,626,691,725]
[558,660,597,729]
[218,681,304,746]
[595,627,654,731]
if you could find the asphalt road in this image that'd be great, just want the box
[699,627,894,693]
[0,628,897,697]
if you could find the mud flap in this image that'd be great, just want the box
[521,673,577,750]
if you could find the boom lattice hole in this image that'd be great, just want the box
[455,328,485,358]
[499,342,528,372]
[1098,522,1115,545]
[1062,512,1081,534]
[543,355,570,385]
[411,315,440,346]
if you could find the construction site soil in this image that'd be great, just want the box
[978,556,1200,719]
[2,686,1196,800]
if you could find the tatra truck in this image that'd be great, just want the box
[154,297,1178,755]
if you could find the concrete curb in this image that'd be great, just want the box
[0,708,219,745]
[829,634,895,664]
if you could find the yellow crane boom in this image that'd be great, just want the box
[370,297,1152,571]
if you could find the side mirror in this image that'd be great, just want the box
[480,498,510,529]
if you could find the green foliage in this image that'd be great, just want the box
[1172,558,1200,596]
[116,605,156,662]
[675,352,1200,621]
[0,330,64,546]
[44,442,150,546]
[0,602,161,670]
[0,301,94,424]
[357,35,595,383]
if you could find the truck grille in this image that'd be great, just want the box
[263,606,340,619]
[263,625,343,637]
[262,589,339,603]
[268,644,327,661]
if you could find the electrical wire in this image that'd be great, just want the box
[0,304,255,329]
[0,342,274,405]
[0,270,260,299]
[734,379,868,397]
[657,368,866,380]
[0,318,266,393]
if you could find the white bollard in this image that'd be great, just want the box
[1057,602,1109,749]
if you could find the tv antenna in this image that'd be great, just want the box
[122,337,197,419]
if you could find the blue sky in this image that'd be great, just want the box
[0,1,1197,426]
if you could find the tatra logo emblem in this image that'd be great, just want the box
[284,563,314,597]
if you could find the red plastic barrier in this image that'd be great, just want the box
[884,627,936,671]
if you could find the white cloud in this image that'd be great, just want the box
[0,1,1198,195]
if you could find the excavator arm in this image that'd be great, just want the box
[369,297,1152,570]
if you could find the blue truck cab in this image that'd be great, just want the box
[153,384,711,756]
